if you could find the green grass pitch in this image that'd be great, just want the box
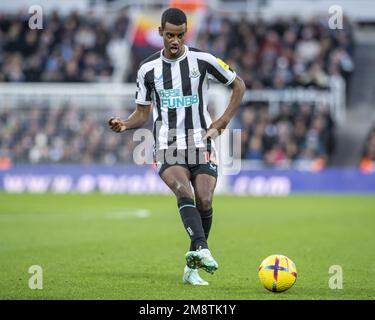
[0,193,374,300]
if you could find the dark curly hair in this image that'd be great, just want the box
[161,8,187,29]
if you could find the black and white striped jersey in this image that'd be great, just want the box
[135,45,236,151]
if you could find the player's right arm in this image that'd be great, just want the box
[108,104,151,133]
[109,65,152,133]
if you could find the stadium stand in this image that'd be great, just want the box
[236,101,335,169]
[0,101,138,165]
[0,10,130,82]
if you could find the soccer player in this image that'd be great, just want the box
[109,8,245,285]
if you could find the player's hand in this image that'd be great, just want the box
[203,118,228,140]
[108,117,126,133]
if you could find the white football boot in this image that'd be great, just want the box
[182,265,209,285]
[185,248,219,274]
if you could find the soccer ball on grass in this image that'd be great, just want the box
[258,254,297,292]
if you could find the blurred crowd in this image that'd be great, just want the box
[0,103,141,166]
[236,101,335,170]
[0,10,129,82]
[196,14,354,90]
[0,11,355,87]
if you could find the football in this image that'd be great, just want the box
[258,254,297,292]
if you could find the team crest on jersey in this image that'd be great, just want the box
[189,67,201,79]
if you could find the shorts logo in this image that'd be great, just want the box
[209,162,217,172]
[204,151,218,172]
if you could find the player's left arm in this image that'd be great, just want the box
[204,75,246,140]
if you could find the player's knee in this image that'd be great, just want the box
[196,193,213,211]
[173,182,193,199]
[199,199,212,211]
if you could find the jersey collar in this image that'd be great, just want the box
[160,45,188,63]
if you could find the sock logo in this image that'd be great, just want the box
[186,227,194,236]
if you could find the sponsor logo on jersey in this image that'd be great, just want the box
[159,89,199,109]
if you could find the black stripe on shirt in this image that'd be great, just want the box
[207,62,230,84]
[135,80,139,100]
[145,68,162,152]
[139,51,160,67]
[144,69,154,102]
[163,61,176,147]
[197,59,207,130]
[197,59,211,151]
[179,57,195,150]
[188,47,204,53]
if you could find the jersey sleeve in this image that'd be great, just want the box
[205,53,236,86]
[135,67,152,106]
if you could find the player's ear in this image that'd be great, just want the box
[158,26,163,37]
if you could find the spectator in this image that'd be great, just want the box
[360,127,375,173]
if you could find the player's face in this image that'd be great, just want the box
[159,22,186,59]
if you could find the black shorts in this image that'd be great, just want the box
[154,148,218,179]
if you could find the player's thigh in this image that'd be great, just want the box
[192,174,217,210]
[160,165,193,199]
